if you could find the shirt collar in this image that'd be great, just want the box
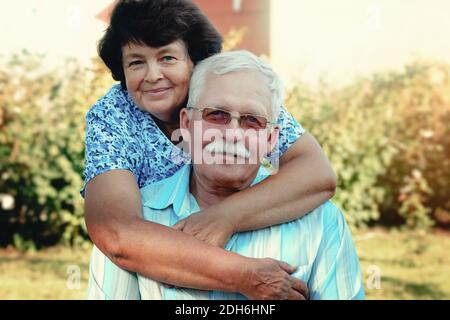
[142,164,192,217]
[142,164,270,217]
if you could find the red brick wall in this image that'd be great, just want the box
[194,0,271,56]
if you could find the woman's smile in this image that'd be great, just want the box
[142,87,173,99]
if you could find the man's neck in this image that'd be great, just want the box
[190,170,242,209]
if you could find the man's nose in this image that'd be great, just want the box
[224,118,244,143]
[228,117,241,129]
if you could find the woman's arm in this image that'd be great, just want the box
[85,169,308,300]
[234,132,337,230]
[174,133,337,247]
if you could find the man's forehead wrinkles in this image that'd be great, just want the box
[201,94,269,115]
[196,72,273,120]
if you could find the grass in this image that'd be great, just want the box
[0,229,449,300]
[0,246,90,300]
[355,228,450,300]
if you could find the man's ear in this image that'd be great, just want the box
[179,108,190,129]
[268,125,280,153]
[179,108,191,142]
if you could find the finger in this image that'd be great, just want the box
[287,289,306,300]
[277,260,297,274]
[173,219,186,231]
[290,277,309,300]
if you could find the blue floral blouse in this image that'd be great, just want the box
[82,84,305,196]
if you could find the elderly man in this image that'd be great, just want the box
[87,50,365,300]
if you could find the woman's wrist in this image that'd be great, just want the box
[204,202,239,235]
[224,255,255,294]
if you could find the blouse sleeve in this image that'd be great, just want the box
[276,106,306,155]
[81,92,142,197]
[263,107,305,173]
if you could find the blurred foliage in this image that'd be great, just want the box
[222,27,249,52]
[287,60,450,229]
[0,51,114,249]
[0,49,449,249]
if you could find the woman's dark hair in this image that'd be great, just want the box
[98,0,223,88]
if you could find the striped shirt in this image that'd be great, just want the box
[87,165,365,300]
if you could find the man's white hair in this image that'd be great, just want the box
[187,50,284,122]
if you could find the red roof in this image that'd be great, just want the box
[96,0,118,22]
[96,0,270,56]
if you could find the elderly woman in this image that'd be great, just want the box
[84,0,336,299]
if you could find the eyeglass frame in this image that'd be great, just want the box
[186,106,277,130]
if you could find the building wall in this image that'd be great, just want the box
[194,0,271,56]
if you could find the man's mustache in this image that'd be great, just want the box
[204,140,250,160]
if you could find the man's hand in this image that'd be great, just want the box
[173,210,235,248]
[240,258,309,300]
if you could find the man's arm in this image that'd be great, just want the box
[174,133,337,246]
[85,170,307,299]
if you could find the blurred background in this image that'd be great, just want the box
[0,0,449,300]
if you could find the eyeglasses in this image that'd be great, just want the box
[187,107,275,130]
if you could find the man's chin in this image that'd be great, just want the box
[204,167,253,186]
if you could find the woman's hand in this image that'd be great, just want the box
[162,250,309,300]
[173,209,235,248]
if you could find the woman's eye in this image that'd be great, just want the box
[128,60,142,67]
[161,56,177,62]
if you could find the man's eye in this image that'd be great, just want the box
[246,116,259,123]
[209,110,228,117]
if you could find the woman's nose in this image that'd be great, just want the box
[144,63,163,82]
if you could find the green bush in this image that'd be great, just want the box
[0,51,114,248]
[1,51,449,249]
[286,61,450,229]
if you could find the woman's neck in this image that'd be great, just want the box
[153,117,180,141]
